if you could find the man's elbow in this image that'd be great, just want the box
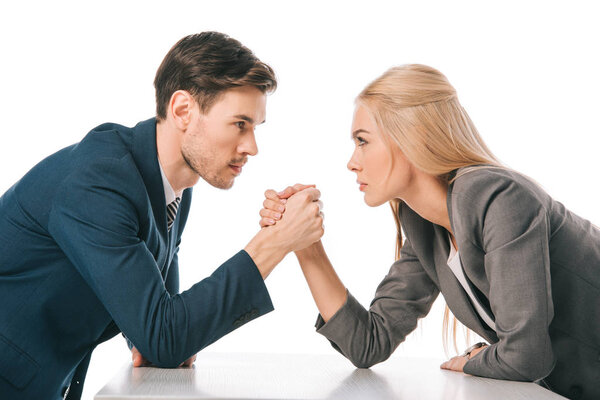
[145,348,191,368]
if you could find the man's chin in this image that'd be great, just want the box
[205,176,234,190]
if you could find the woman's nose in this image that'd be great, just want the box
[347,152,361,172]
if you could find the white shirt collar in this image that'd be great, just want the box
[158,158,178,205]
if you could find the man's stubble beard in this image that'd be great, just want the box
[181,144,234,190]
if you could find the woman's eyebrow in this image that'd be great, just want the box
[352,129,370,139]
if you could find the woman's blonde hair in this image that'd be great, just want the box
[357,64,501,354]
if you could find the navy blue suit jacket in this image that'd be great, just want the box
[0,118,273,399]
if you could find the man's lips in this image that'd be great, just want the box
[357,181,367,191]
[229,163,245,174]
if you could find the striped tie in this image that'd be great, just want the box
[166,197,181,231]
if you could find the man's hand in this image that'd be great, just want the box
[131,346,197,368]
[244,184,324,278]
[259,184,316,227]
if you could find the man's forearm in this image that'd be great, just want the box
[295,241,347,322]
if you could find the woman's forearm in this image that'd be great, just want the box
[295,240,347,322]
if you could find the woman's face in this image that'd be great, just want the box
[347,104,416,206]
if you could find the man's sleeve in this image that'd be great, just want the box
[48,157,273,367]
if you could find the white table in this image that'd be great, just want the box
[95,352,566,399]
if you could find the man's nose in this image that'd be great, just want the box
[240,130,258,156]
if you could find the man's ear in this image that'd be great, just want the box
[168,90,195,130]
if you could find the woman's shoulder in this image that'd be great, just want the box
[450,165,547,205]
[449,165,552,233]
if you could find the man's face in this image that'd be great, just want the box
[181,86,267,189]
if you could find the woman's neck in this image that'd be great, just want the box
[401,173,453,234]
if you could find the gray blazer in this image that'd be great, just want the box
[316,167,600,400]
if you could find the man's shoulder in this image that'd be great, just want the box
[76,121,136,158]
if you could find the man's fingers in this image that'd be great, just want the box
[259,217,276,228]
[259,208,282,221]
[264,189,285,203]
[180,354,197,368]
[131,346,152,367]
[302,187,321,202]
[263,198,286,213]
[132,353,144,367]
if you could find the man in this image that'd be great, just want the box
[0,32,324,399]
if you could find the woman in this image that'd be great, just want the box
[259,65,599,400]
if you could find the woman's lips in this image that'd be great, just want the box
[358,182,367,191]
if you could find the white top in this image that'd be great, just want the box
[447,236,496,331]
[157,158,180,205]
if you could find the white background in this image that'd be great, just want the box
[1,1,599,398]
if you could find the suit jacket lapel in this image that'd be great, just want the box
[131,118,168,236]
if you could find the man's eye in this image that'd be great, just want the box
[236,121,246,130]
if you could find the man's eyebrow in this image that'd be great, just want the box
[352,129,370,139]
[233,115,266,125]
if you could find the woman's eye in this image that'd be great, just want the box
[357,136,367,146]
[236,121,246,130]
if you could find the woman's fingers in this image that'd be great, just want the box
[440,356,467,372]
[277,184,316,199]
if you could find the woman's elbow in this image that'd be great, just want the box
[520,357,554,382]
[346,345,393,369]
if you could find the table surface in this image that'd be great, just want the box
[95,352,566,400]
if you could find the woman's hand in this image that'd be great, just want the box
[259,184,316,227]
[440,344,487,372]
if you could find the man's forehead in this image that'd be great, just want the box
[210,87,266,120]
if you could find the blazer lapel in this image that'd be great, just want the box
[131,118,168,235]
[130,118,170,273]
[431,224,498,343]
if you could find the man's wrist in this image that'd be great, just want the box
[244,228,288,279]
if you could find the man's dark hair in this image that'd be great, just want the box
[154,31,277,120]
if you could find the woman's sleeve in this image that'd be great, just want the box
[315,237,439,368]
[458,173,555,381]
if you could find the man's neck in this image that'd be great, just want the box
[156,120,196,194]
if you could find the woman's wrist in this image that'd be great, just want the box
[461,342,488,360]
[295,240,325,262]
